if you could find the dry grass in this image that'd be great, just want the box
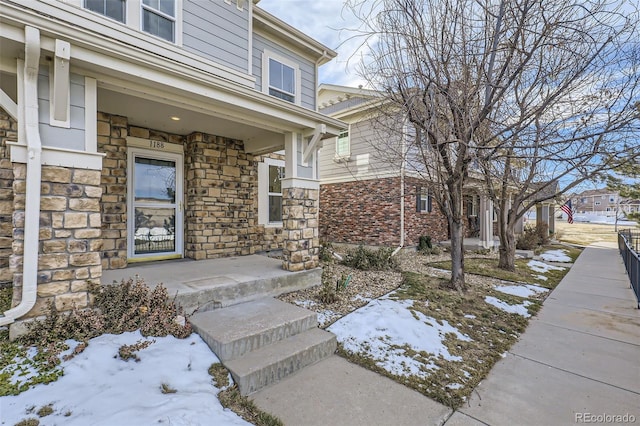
[555,221,629,246]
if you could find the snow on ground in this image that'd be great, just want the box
[528,259,566,273]
[1,331,249,426]
[328,294,471,379]
[540,249,572,263]
[484,296,532,317]
[317,310,341,326]
[495,283,549,298]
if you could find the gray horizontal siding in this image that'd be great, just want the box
[37,67,85,151]
[252,33,316,110]
[319,117,398,182]
[183,0,249,73]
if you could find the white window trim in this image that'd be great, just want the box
[258,158,285,227]
[261,49,301,106]
[335,127,351,160]
[418,187,432,213]
[139,0,183,45]
[78,0,183,46]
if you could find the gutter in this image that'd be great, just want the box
[392,122,407,257]
[1,25,41,326]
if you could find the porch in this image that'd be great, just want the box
[101,254,321,315]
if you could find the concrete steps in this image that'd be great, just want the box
[190,298,336,396]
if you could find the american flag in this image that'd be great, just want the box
[560,200,573,224]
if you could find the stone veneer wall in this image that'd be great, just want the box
[282,188,319,271]
[98,113,287,268]
[0,109,16,287]
[184,132,257,259]
[320,177,448,246]
[10,165,103,318]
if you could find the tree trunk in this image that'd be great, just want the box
[498,217,517,271]
[449,218,466,292]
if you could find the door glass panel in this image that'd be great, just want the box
[134,207,176,254]
[134,157,176,203]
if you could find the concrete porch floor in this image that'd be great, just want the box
[101,255,322,314]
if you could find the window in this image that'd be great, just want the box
[85,0,125,22]
[595,201,601,206]
[258,158,285,226]
[262,51,300,104]
[268,164,284,223]
[609,196,615,203]
[142,0,175,42]
[268,59,295,103]
[336,129,350,158]
[417,187,433,213]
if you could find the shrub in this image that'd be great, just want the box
[21,277,192,348]
[318,241,335,263]
[418,236,433,252]
[517,222,551,250]
[341,245,399,271]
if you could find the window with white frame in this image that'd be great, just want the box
[258,158,285,225]
[336,129,350,158]
[262,51,300,104]
[142,0,175,42]
[417,187,433,213]
[85,0,125,22]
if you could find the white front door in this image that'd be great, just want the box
[127,148,183,261]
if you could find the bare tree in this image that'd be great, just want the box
[345,0,640,285]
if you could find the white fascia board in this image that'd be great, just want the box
[253,8,336,63]
[1,0,255,87]
[8,142,105,170]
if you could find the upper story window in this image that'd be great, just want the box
[269,59,295,102]
[262,50,300,105]
[142,0,176,42]
[336,129,350,158]
[85,0,125,22]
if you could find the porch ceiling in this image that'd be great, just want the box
[98,87,285,153]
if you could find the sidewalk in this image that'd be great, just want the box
[449,242,640,425]
[251,243,640,425]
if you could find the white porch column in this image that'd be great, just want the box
[479,195,494,248]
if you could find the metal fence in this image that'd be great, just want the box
[618,229,640,309]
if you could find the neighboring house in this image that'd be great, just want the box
[0,0,344,329]
[572,189,619,215]
[620,199,640,216]
[317,84,498,248]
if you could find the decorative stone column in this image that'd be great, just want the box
[282,187,319,271]
[10,165,103,319]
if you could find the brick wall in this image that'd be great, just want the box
[320,177,448,246]
[0,109,16,287]
[10,165,103,318]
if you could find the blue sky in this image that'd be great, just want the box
[258,0,366,87]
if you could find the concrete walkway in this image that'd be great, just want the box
[450,242,640,425]
[252,243,640,425]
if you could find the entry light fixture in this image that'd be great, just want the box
[170,116,181,121]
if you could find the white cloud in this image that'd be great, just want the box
[258,0,368,87]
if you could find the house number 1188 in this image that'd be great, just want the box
[150,140,165,149]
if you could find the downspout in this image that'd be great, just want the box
[0,26,42,326]
[392,123,406,257]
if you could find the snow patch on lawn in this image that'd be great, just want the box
[540,249,572,263]
[328,295,471,379]
[485,296,532,317]
[1,331,250,426]
[495,284,549,298]
[528,259,565,273]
